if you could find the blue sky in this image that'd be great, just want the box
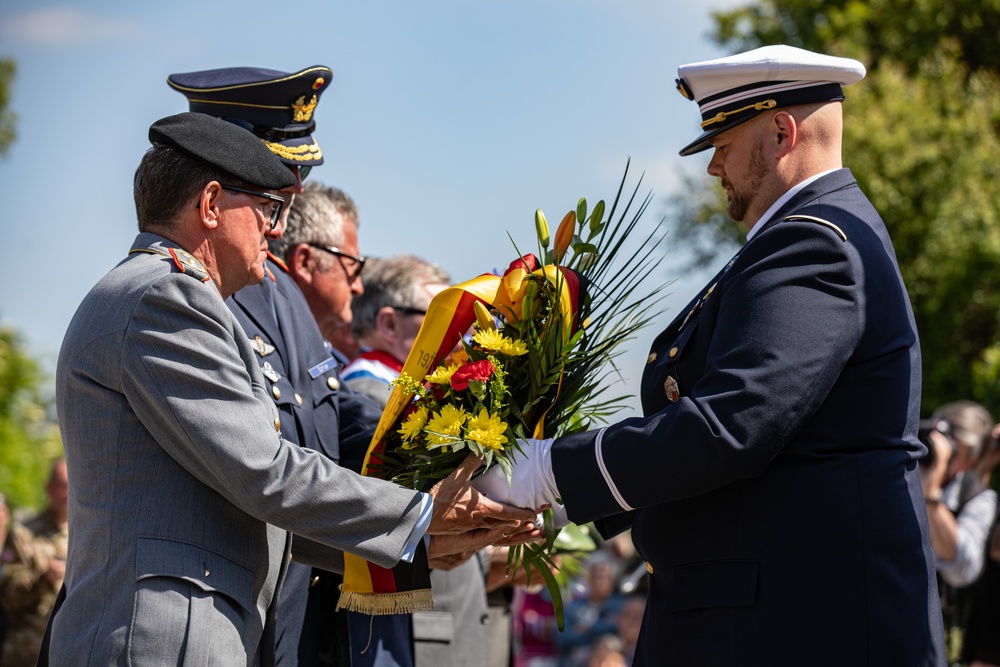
[0,0,738,414]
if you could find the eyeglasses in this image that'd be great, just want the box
[392,306,427,317]
[307,243,366,283]
[297,165,312,182]
[222,185,285,229]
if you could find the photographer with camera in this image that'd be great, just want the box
[921,401,998,589]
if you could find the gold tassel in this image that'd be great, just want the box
[336,589,435,615]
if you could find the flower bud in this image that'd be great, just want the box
[589,200,606,236]
[521,280,539,320]
[553,210,576,263]
[535,209,550,248]
[576,198,588,228]
[576,252,598,271]
[474,301,495,331]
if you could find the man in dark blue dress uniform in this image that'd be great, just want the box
[477,45,947,665]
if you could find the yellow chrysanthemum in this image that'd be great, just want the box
[397,406,429,448]
[464,408,509,451]
[425,404,468,446]
[426,363,460,385]
[473,330,528,357]
[499,338,528,357]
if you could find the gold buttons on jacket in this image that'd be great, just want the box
[274,417,281,432]
[327,377,340,391]
[646,562,654,574]
[669,347,679,358]
[272,386,281,400]
[295,393,303,406]
[646,352,657,365]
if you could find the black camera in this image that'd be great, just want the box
[918,418,957,467]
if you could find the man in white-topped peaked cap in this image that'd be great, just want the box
[475,44,947,665]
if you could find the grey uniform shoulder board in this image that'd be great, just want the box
[128,246,211,282]
[783,214,847,242]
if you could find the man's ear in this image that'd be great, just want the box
[198,181,224,229]
[288,244,316,284]
[375,306,398,340]
[770,111,797,157]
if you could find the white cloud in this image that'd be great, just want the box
[0,7,142,46]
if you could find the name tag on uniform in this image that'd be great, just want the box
[308,357,338,379]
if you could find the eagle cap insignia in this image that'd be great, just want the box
[292,94,318,122]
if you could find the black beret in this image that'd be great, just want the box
[148,112,296,190]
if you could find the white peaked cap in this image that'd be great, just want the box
[675,45,866,156]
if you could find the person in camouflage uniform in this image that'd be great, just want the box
[0,459,68,667]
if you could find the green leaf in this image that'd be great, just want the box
[531,557,566,632]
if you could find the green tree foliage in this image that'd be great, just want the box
[0,58,15,156]
[665,0,1000,416]
[0,327,62,512]
[712,0,1000,76]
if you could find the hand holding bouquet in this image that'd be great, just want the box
[342,162,669,628]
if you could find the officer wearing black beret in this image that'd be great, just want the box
[479,45,947,665]
[41,111,439,666]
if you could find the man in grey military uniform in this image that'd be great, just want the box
[47,112,537,666]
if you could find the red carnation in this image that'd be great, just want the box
[450,359,495,391]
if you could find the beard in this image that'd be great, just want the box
[726,138,769,222]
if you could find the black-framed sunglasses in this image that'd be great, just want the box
[392,306,427,317]
[221,185,285,229]
[307,243,366,283]
[296,165,312,182]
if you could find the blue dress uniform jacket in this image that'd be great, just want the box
[551,170,946,666]
[227,256,385,665]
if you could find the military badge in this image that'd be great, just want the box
[292,94,318,122]
[261,361,280,383]
[676,78,693,100]
[252,335,276,357]
[664,376,680,403]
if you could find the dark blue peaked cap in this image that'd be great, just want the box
[167,66,333,167]
[149,112,296,190]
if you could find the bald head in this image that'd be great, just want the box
[707,99,845,227]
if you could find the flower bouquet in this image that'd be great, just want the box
[339,161,669,628]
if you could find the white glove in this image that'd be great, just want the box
[541,504,570,531]
[472,438,562,512]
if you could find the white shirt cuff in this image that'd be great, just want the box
[399,492,434,563]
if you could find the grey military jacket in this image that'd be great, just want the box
[50,233,424,666]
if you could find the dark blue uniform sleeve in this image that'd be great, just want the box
[553,220,862,524]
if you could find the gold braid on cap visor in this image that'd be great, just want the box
[701,99,777,129]
[263,138,322,162]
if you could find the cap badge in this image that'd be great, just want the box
[676,78,693,100]
[312,77,325,90]
[292,95,318,122]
